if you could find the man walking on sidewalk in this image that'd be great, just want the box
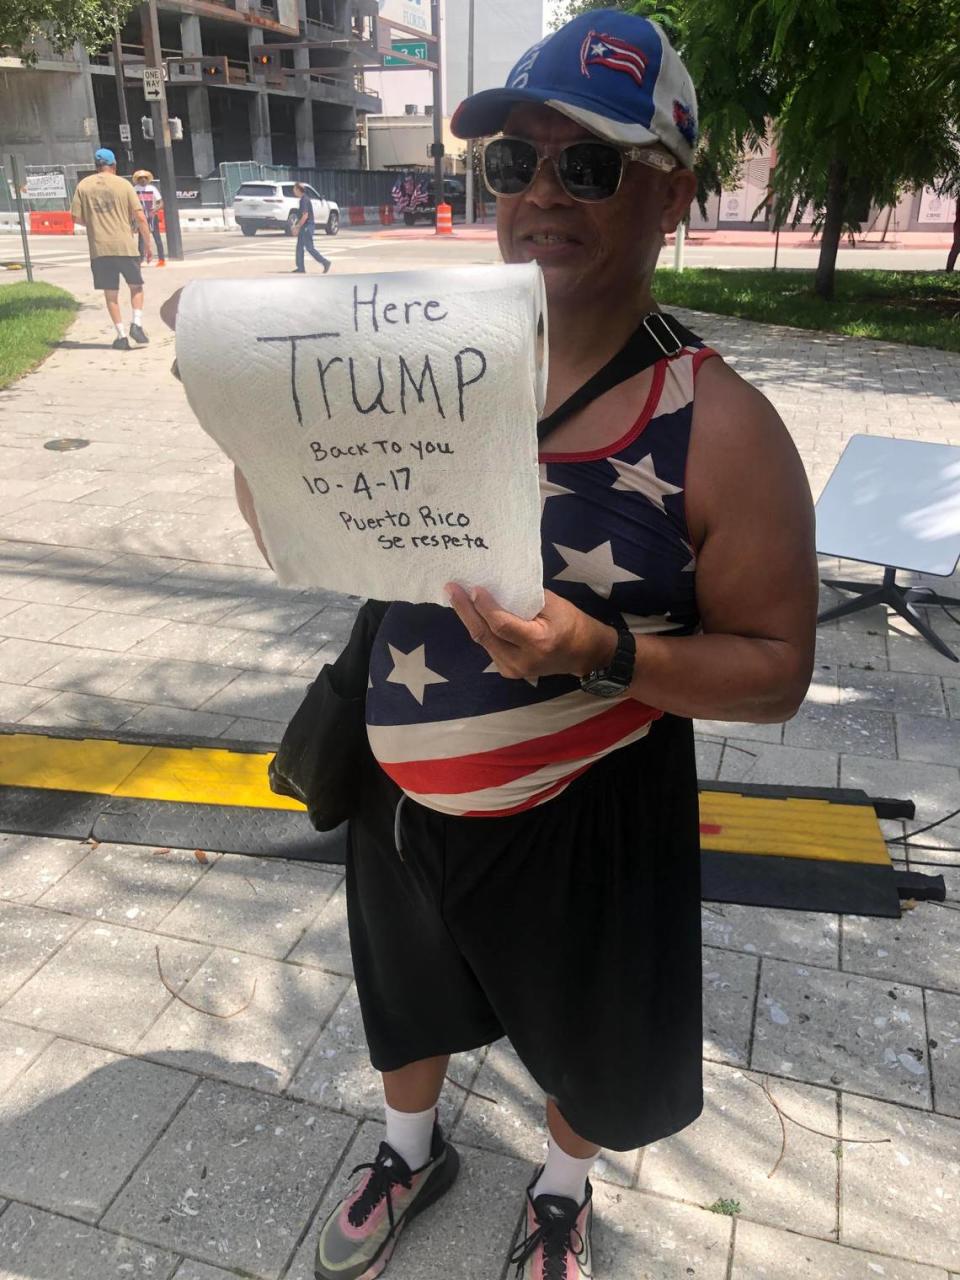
[71,148,151,350]
[291,183,331,275]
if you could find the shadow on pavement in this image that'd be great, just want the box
[51,340,145,351]
[0,1046,346,1277]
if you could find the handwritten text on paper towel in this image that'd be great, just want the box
[256,280,495,557]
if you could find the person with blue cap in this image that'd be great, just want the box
[304,11,817,1278]
[71,148,152,349]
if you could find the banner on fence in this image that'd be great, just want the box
[26,172,67,200]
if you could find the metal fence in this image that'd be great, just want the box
[0,164,95,214]
[2,159,409,220]
[220,161,397,209]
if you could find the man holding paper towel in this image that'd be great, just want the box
[235,11,816,1278]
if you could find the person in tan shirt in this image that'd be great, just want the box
[71,148,151,350]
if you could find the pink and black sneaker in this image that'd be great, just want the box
[314,1122,459,1279]
[510,1171,594,1279]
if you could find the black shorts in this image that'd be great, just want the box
[91,256,143,291]
[346,715,704,1151]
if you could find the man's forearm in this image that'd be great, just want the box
[590,626,810,724]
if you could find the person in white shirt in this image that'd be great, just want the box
[133,170,165,266]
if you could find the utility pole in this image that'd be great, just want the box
[112,27,135,168]
[8,155,35,283]
[464,0,475,224]
[140,0,183,259]
[430,0,444,207]
[673,218,686,272]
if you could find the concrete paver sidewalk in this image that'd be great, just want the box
[1,831,959,1278]
[1,241,960,1277]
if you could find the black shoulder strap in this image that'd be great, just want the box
[537,313,701,444]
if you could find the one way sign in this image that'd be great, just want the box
[143,68,163,100]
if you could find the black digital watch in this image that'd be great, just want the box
[580,627,636,698]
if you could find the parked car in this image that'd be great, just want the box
[393,175,466,226]
[234,181,340,236]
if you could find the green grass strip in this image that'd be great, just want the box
[653,269,960,353]
[0,281,81,388]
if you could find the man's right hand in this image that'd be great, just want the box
[160,288,183,330]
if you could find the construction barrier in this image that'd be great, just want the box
[29,211,74,235]
[348,206,366,225]
[435,202,453,236]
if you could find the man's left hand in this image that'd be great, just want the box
[446,584,617,681]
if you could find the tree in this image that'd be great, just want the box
[551,0,960,300]
[0,0,135,62]
[680,0,960,299]
[551,1,634,28]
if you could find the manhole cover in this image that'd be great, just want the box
[44,438,90,452]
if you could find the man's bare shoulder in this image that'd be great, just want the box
[686,350,810,537]
[692,353,784,441]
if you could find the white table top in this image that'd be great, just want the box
[815,434,960,577]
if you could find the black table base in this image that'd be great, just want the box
[818,566,960,662]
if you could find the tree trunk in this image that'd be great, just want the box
[815,159,848,301]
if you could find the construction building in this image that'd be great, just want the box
[0,0,384,177]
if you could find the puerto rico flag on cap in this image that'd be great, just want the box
[451,8,699,169]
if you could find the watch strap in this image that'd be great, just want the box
[581,626,636,692]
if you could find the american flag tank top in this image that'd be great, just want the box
[365,342,718,818]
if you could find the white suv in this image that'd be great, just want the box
[234,181,340,237]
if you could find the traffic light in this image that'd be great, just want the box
[141,115,154,140]
[250,48,280,75]
[201,57,225,79]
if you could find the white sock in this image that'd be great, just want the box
[383,1103,435,1171]
[532,1138,596,1206]
[132,309,143,327]
[115,322,126,338]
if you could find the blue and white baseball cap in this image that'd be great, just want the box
[451,9,698,168]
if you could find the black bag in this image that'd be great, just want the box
[268,599,388,831]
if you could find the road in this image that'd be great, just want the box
[5,225,949,303]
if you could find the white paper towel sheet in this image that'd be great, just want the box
[176,264,548,619]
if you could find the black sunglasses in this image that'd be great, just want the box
[482,134,676,204]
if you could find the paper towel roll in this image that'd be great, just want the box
[176,264,548,619]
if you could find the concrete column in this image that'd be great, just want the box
[249,92,273,165]
[246,26,273,166]
[295,100,316,167]
[179,16,216,176]
[314,106,361,169]
[186,88,216,175]
[76,44,101,149]
[294,47,315,167]
[181,12,202,55]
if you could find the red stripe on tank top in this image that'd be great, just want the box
[380,699,663,795]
